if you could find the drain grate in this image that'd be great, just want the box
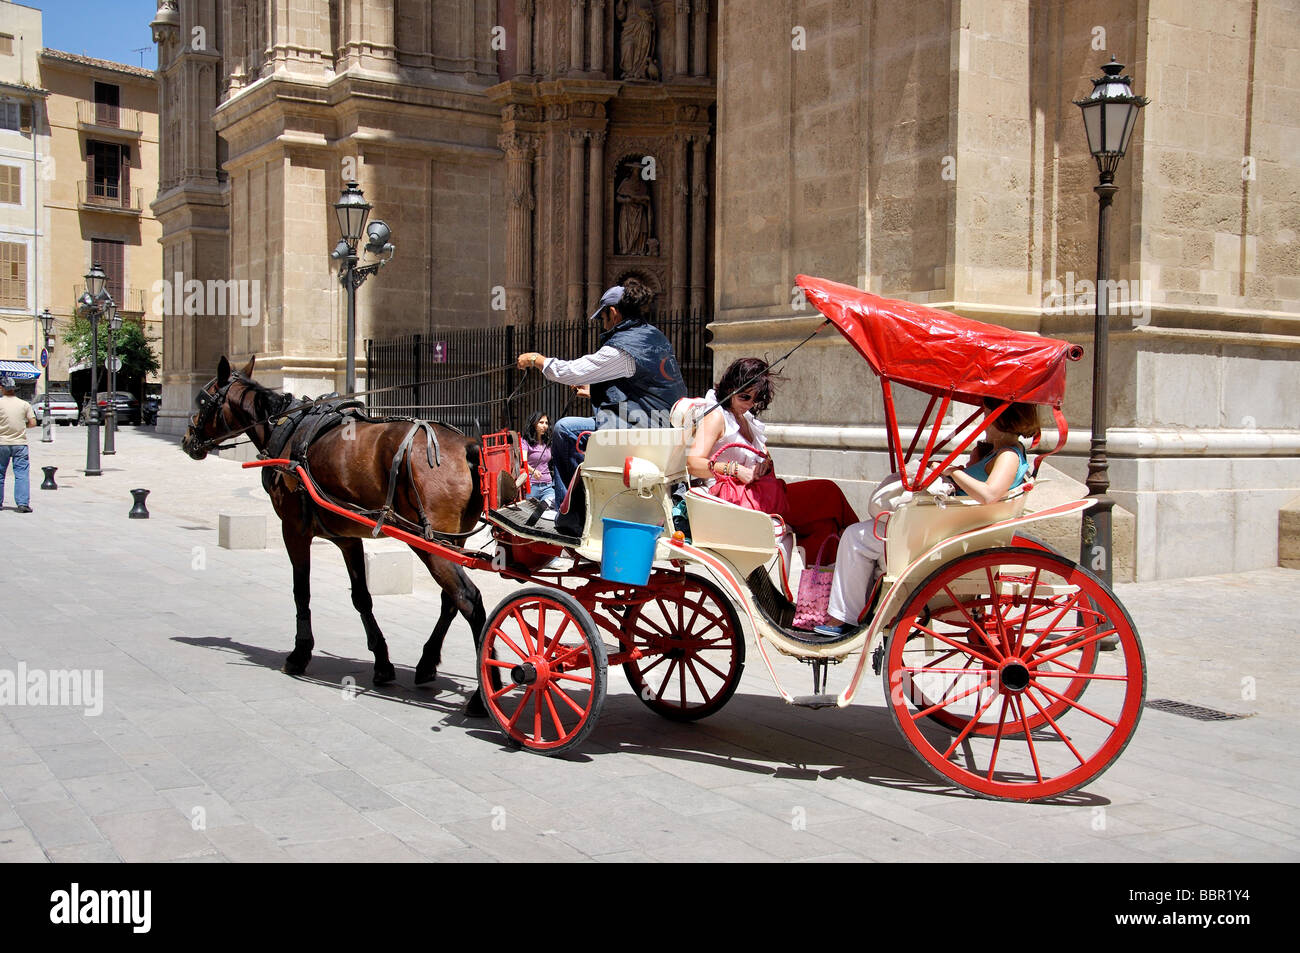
[1145,699,1253,721]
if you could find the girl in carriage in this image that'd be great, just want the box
[813,398,1043,638]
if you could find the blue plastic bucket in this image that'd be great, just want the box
[600,518,663,586]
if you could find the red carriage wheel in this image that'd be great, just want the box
[621,573,745,722]
[883,547,1144,801]
[478,587,607,755]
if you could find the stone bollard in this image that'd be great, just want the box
[41,466,58,490]
[129,488,151,518]
[218,513,266,549]
[364,547,414,595]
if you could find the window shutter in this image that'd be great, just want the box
[19,103,32,134]
[121,145,131,208]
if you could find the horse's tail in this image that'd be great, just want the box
[464,441,485,525]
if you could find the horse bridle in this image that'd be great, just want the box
[188,374,287,455]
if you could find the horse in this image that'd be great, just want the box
[181,355,506,715]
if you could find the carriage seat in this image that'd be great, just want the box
[881,479,1034,579]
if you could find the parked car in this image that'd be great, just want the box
[93,391,141,425]
[142,395,160,426]
[31,391,80,425]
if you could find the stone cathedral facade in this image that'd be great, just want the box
[150,0,715,428]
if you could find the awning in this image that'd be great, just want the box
[0,360,43,381]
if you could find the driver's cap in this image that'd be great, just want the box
[588,285,625,322]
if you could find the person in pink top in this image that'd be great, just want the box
[519,411,565,510]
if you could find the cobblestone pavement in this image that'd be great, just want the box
[2,428,1297,862]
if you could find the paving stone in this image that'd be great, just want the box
[15,800,103,849]
[283,833,426,862]
[1,762,67,805]
[46,841,124,863]
[232,789,381,845]
[63,772,172,818]
[0,826,50,862]
[94,808,221,862]
[360,806,469,857]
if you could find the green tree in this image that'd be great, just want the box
[63,316,160,384]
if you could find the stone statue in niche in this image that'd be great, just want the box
[616,160,655,256]
[617,0,661,81]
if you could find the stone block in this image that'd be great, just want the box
[1278,496,1300,569]
[364,547,413,596]
[218,513,267,550]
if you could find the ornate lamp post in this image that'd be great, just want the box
[79,263,113,477]
[1073,57,1148,589]
[103,303,122,454]
[39,308,54,443]
[332,181,394,395]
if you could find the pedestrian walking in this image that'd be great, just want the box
[0,375,38,513]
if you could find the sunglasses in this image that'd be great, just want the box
[734,392,756,403]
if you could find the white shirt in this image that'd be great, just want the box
[541,345,635,386]
[701,388,767,486]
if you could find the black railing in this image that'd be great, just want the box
[365,310,713,437]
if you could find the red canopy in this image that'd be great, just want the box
[796,275,1083,407]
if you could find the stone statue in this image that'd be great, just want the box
[616,162,654,256]
[617,0,661,81]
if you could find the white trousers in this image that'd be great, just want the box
[827,519,884,625]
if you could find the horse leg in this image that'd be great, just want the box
[413,553,488,716]
[333,537,396,686]
[282,526,315,675]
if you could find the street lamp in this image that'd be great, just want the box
[1074,57,1148,589]
[79,263,114,477]
[332,181,394,395]
[103,303,122,455]
[39,308,54,444]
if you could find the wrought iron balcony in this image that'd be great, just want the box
[78,180,143,214]
[76,101,143,136]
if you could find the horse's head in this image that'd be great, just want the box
[181,355,260,460]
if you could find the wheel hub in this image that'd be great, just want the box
[998,659,1031,693]
[511,661,539,685]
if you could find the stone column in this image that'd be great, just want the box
[590,0,604,73]
[693,0,708,76]
[587,130,606,305]
[570,0,586,73]
[671,134,689,310]
[675,0,690,79]
[502,133,536,326]
[690,133,709,311]
[567,130,586,319]
[517,0,534,75]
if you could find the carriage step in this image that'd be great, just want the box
[488,502,581,544]
[791,694,840,709]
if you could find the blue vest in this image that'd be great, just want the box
[591,319,687,429]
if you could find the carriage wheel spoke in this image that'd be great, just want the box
[541,615,572,660]
[691,654,730,681]
[1013,696,1044,782]
[493,629,529,663]
[986,696,1011,779]
[554,671,594,686]
[1024,688,1086,765]
[984,567,1009,654]
[942,585,1001,659]
[914,675,997,722]
[512,608,536,655]
[1012,568,1042,655]
[1023,591,1087,656]
[489,680,522,702]
[1032,626,1116,667]
[941,689,1000,758]
[505,687,535,730]
[1031,680,1121,728]
[686,660,710,702]
[656,658,679,701]
[910,623,1000,667]
[543,689,567,739]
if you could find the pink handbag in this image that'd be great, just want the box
[792,533,839,630]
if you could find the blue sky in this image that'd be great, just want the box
[20,0,161,69]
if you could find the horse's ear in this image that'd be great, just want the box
[217,356,231,386]
[239,355,256,378]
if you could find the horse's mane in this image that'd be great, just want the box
[235,373,294,418]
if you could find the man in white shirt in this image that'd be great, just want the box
[516,279,686,535]
[0,375,38,513]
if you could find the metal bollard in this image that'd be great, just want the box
[41,466,58,490]
[129,488,150,519]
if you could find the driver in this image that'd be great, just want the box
[516,278,687,537]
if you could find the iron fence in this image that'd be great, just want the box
[365,310,713,437]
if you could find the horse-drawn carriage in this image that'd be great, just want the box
[185,274,1144,802]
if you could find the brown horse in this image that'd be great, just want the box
[182,355,496,714]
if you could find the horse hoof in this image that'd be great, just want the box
[373,664,396,687]
[283,656,309,676]
[413,665,436,686]
[463,693,489,718]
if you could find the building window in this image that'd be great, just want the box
[0,101,20,131]
[0,164,19,205]
[91,239,125,305]
[93,81,120,127]
[0,34,14,56]
[0,241,27,309]
[87,140,130,204]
